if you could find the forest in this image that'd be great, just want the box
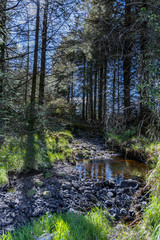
[0,0,160,239]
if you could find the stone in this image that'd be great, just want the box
[42,191,52,199]
[37,233,53,240]
[120,180,139,189]
[120,208,127,216]
[69,208,83,215]
[107,192,114,199]
[105,200,113,207]
[4,225,15,232]
[35,179,44,188]
[26,189,36,198]
[104,180,115,188]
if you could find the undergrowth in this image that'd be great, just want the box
[107,128,160,164]
[0,130,73,186]
[1,209,112,240]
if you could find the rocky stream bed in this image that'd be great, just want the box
[0,133,150,235]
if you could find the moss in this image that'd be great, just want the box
[26,189,36,198]
[42,191,52,199]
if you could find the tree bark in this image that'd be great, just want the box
[112,60,116,115]
[103,59,107,119]
[94,61,97,121]
[39,0,48,105]
[89,62,93,121]
[82,57,86,120]
[30,0,40,130]
[98,63,103,121]
[31,0,40,105]
[86,61,89,120]
[0,0,7,143]
[123,0,132,120]
[25,13,30,104]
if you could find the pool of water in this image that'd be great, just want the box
[76,156,150,183]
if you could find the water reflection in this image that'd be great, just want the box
[76,156,149,183]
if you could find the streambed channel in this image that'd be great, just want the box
[0,133,150,234]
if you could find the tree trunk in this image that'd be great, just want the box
[89,62,93,121]
[0,0,7,143]
[117,59,120,115]
[25,14,30,104]
[123,0,131,120]
[98,63,103,121]
[140,0,149,120]
[71,73,73,101]
[94,61,97,121]
[39,0,48,105]
[82,57,86,120]
[86,61,89,120]
[103,59,107,119]
[112,60,116,115]
[30,0,40,130]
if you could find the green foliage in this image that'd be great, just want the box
[0,168,8,186]
[1,209,112,240]
[44,98,76,130]
[0,131,73,186]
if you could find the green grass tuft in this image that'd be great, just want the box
[1,209,112,240]
[0,131,73,186]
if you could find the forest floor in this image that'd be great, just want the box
[0,132,151,240]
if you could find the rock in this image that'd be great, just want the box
[120,180,139,189]
[32,208,44,217]
[104,180,115,188]
[107,192,114,199]
[62,183,71,190]
[128,209,136,217]
[69,208,83,215]
[35,179,44,187]
[42,191,52,199]
[4,225,15,232]
[37,233,53,240]
[120,208,127,216]
[105,200,113,207]
[26,189,36,198]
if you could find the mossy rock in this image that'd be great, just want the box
[42,191,52,199]
[27,189,36,198]
[44,172,51,179]
[35,179,44,187]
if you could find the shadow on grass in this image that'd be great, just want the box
[4,210,111,240]
[24,130,51,171]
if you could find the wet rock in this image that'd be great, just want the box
[120,180,139,189]
[104,180,115,188]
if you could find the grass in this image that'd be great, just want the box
[1,209,112,240]
[0,130,73,186]
[107,129,160,165]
